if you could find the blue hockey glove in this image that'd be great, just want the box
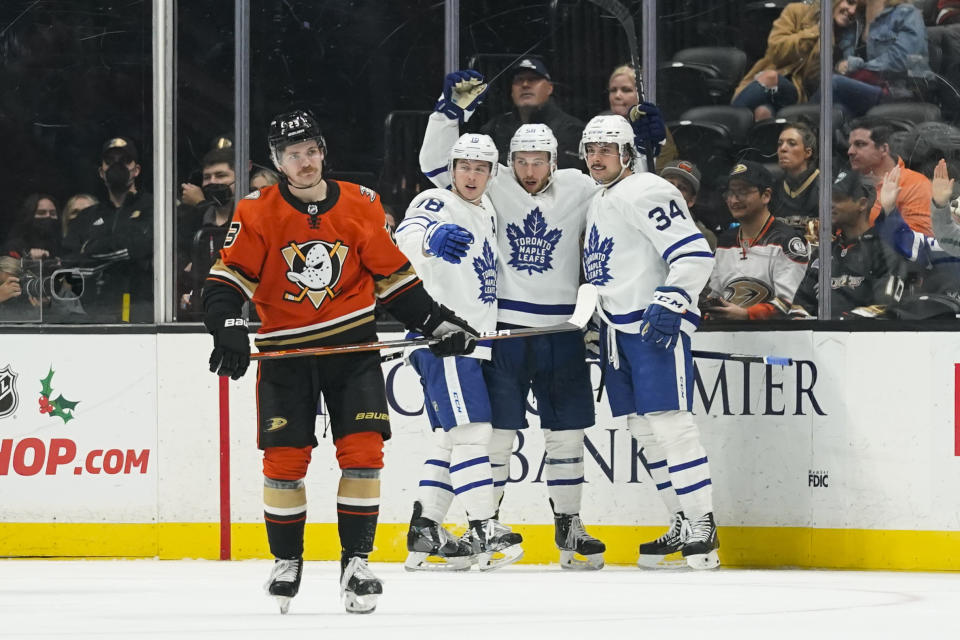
[639,287,689,350]
[436,70,488,123]
[628,102,666,158]
[424,222,474,264]
[208,317,250,379]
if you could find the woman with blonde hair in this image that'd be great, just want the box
[605,64,679,169]
[61,193,98,239]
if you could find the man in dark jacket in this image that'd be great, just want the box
[791,169,914,318]
[480,57,585,170]
[64,137,154,323]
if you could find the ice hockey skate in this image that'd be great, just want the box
[404,501,474,571]
[682,512,720,570]
[637,512,690,569]
[340,555,383,614]
[554,512,605,570]
[468,518,523,571]
[263,557,302,614]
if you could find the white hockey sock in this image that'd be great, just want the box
[488,427,516,512]
[543,429,585,515]
[627,414,683,515]
[646,410,714,518]
[449,422,496,521]
[417,432,454,524]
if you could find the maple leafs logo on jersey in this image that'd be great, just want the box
[38,367,79,424]
[583,225,614,286]
[472,239,497,304]
[281,239,350,309]
[505,207,563,275]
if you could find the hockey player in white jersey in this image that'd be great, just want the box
[580,114,720,570]
[396,132,523,572]
[419,70,664,569]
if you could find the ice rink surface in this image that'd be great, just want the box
[1,559,957,639]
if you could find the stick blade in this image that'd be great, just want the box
[568,284,599,329]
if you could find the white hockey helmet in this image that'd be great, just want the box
[579,114,636,170]
[448,133,499,177]
[509,124,558,174]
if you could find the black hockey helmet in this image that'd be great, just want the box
[268,109,326,168]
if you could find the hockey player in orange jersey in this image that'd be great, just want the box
[202,109,477,615]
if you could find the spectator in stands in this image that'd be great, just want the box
[250,166,280,192]
[832,0,931,113]
[733,0,860,121]
[178,148,238,313]
[61,194,97,240]
[791,168,912,318]
[0,256,34,322]
[0,256,21,304]
[847,117,933,235]
[65,136,154,323]
[772,121,820,227]
[3,194,61,261]
[606,64,679,170]
[480,57,585,170]
[702,161,809,320]
[658,159,718,251]
[930,159,960,255]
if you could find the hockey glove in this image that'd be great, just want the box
[208,317,250,379]
[639,287,689,350]
[628,102,666,158]
[421,302,478,357]
[424,222,474,264]
[436,70,488,123]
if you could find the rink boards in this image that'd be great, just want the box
[1,330,959,570]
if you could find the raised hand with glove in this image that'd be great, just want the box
[628,102,666,159]
[420,302,479,358]
[207,317,250,379]
[424,221,474,264]
[639,287,689,350]
[435,70,488,123]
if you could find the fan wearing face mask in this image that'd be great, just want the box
[62,136,154,322]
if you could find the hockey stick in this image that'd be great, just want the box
[250,284,599,361]
[691,350,794,367]
[585,0,656,172]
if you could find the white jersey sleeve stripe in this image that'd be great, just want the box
[662,233,706,262]
[668,250,715,264]
[424,165,447,178]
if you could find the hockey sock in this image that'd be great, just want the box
[263,476,307,559]
[337,468,381,558]
[543,429,585,514]
[448,422,495,521]
[646,410,713,518]
[488,427,516,510]
[627,414,683,515]
[417,431,455,524]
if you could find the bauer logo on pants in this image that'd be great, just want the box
[0,365,19,419]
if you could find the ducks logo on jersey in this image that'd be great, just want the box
[583,225,614,286]
[506,207,563,275]
[281,239,350,308]
[472,239,497,304]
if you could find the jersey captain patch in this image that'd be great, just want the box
[472,239,497,304]
[583,225,614,286]
[281,239,350,308]
[505,207,563,275]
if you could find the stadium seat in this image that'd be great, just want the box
[741,1,791,65]
[741,106,848,163]
[670,47,748,103]
[378,110,433,212]
[866,102,943,130]
[668,106,755,200]
[656,64,718,120]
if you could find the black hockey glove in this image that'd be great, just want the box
[208,317,250,379]
[421,303,478,358]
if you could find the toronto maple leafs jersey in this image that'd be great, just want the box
[396,187,499,359]
[583,172,714,334]
[419,112,596,327]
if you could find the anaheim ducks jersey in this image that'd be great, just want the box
[205,180,420,350]
[583,172,714,334]
[396,188,499,359]
[419,112,596,327]
[709,215,809,319]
